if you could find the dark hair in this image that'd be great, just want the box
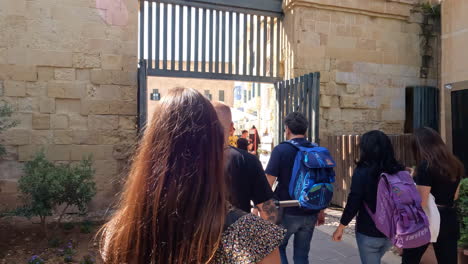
[284,112,308,135]
[357,130,405,176]
[102,88,227,263]
[241,130,248,134]
[412,127,464,182]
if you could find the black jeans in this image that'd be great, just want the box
[402,207,459,264]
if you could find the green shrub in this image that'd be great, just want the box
[16,152,96,232]
[80,220,94,234]
[0,103,18,157]
[62,222,74,230]
[458,178,468,248]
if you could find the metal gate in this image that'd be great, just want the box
[138,0,283,128]
[275,73,321,144]
[452,89,468,172]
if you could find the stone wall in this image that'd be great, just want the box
[283,0,438,136]
[0,0,139,210]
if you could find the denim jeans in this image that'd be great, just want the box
[279,213,318,264]
[356,232,392,264]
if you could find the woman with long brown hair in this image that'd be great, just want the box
[402,127,465,264]
[101,88,284,263]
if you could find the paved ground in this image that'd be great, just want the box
[284,209,401,264]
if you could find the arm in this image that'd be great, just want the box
[250,156,278,223]
[266,174,277,188]
[455,183,461,201]
[256,199,278,223]
[258,248,280,264]
[416,185,431,208]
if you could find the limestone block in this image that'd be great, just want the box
[336,60,353,72]
[102,54,122,70]
[98,131,121,145]
[54,68,75,81]
[27,50,73,67]
[346,84,360,94]
[18,97,39,113]
[81,100,111,115]
[120,86,137,101]
[32,114,50,130]
[359,84,375,96]
[119,116,136,130]
[109,101,137,115]
[89,39,121,54]
[122,55,138,71]
[94,85,121,100]
[328,36,357,49]
[94,160,118,177]
[26,81,47,97]
[30,130,53,145]
[39,98,56,113]
[9,66,38,82]
[47,81,86,99]
[88,115,119,130]
[300,32,321,47]
[4,81,26,97]
[76,69,90,80]
[353,62,381,74]
[340,95,375,109]
[0,81,3,96]
[357,39,376,51]
[50,114,69,129]
[321,95,332,108]
[56,99,81,113]
[18,145,40,161]
[70,145,114,161]
[46,145,71,161]
[111,71,137,86]
[335,72,359,84]
[68,113,88,130]
[327,108,342,121]
[113,144,134,160]
[72,53,100,68]
[71,130,99,145]
[0,129,30,146]
[90,69,113,85]
[53,130,73,144]
[341,109,365,122]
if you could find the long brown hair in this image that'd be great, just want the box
[412,127,464,182]
[101,88,227,263]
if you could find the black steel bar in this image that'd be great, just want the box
[249,15,254,76]
[256,15,260,76]
[215,10,220,73]
[138,59,148,131]
[187,6,192,71]
[171,3,176,70]
[194,7,199,72]
[235,12,240,75]
[300,75,305,114]
[308,73,313,141]
[293,77,298,111]
[221,11,226,74]
[243,14,248,75]
[269,16,274,77]
[228,11,233,74]
[263,16,267,77]
[202,8,207,72]
[179,4,184,70]
[162,2,168,70]
[147,68,281,82]
[285,79,290,115]
[155,2,160,69]
[276,18,280,77]
[148,2,153,69]
[209,9,213,72]
[139,1,144,61]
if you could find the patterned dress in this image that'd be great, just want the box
[214,213,286,263]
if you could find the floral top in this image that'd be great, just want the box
[214,213,286,263]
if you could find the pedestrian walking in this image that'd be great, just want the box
[100,88,285,264]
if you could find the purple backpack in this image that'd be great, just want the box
[365,171,431,248]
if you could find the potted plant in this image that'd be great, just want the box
[458,178,468,263]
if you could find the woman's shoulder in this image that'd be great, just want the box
[214,213,286,263]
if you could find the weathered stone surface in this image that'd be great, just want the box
[30,130,53,144]
[72,53,101,68]
[70,145,114,161]
[4,81,26,97]
[50,114,69,129]
[68,113,88,129]
[47,81,86,99]
[12,113,33,130]
[27,50,73,67]
[32,114,50,130]
[37,67,55,81]
[71,130,100,145]
[18,97,40,113]
[346,84,360,94]
[0,129,30,146]
[39,98,56,113]
[54,68,75,80]
[101,54,122,70]
[53,130,73,144]
[119,116,136,130]
[88,115,119,130]
[55,99,81,113]
[76,69,90,80]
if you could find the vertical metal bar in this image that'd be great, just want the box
[194,8,199,72]
[308,74,313,141]
[209,9,213,72]
[235,13,240,75]
[249,15,254,75]
[243,14,248,75]
[215,10,220,73]
[139,1,144,61]
[171,4,176,70]
[155,2,160,69]
[202,8,207,72]
[187,6,192,71]
[138,60,148,131]
[313,73,321,144]
[263,16,267,77]
[300,75,305,114]
[162,2,167,70]
[179,5,184,70]
[221,11,226,74]
[303,75,309,121]
[269,17,274,77]
[285,79,290,115]
[276,18,280,77]
[256,15,261,76]
[294,77,299,111]
[147,2,153,69]
[229,11,233,74]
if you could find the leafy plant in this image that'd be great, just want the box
[0,103,18,157]
[62,222,74,230]
[81,254,95,264]
[458,178,468,248]
[48,237,62,248]
[80,220,94,234]
[28,255,45,264]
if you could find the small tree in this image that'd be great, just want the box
[18,151,60,232]
[458,178,468,249]
[0,103,18,157]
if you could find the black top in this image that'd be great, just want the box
[236,138,249,151]
[340,166,386,238]
[265,138,319,215]
[225,147,274,213]
[414,160,461,207]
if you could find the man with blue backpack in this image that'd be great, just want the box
[266,112,336,264]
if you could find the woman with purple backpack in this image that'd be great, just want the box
[402,127,464,264]
[332,130,406,264]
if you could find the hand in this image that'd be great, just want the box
[251,208,260,217]
[316,210,325,226]
[332,225,345,242]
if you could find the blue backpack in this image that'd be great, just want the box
[284,140,336,210]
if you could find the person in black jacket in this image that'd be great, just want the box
[332,130,405,264]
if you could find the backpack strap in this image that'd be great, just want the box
[364,173,390,222]
[282,139,318,150]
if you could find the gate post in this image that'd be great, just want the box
[138,59,148,131]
